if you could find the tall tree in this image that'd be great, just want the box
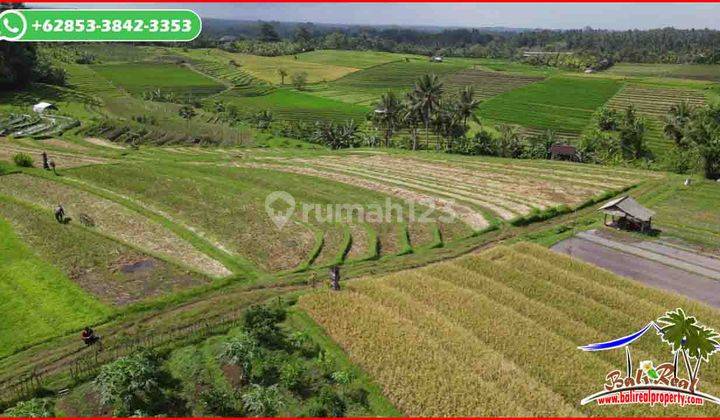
[0,3,37,90]
[373,92,402,147]
[402,92,423,151]
[455,86,481,129]
[664,101,694,149]
[258,22,280,42]
[410,74,443,148]
[684,104,720,179]
[277,68,288,85]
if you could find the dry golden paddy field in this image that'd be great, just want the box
[240,152,661,228]
[300,242,720,416]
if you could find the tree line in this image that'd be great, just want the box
[213,21,720,64]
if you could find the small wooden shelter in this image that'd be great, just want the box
[599,196,655,233]
[549,144,579,161]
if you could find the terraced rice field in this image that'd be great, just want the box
[296,49,418,69]
[0,215,110,358]
[186,58,274,96]
[242,153,652,228]
[189,49,359,84]
[478,76,622,132]
[607,84,707,118]
[92,63,226,97]
[212,88,370,123]
[0,174,230,277]
[311,59,475,106]
[606,84,707,157]
[0,196,210,306]
[300,242,720,416]
[443,68,543,99]
[604,63,720,82]
[0,139,111,169]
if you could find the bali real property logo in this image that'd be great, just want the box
[579,308,720,407]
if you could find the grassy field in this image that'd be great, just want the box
[477,76,623,132]
[184,49,359,84]
[295,49,418,69]
[92,63,226,97]
[211,88,370,122]
[308,58,476,106]
[0,209,109,358]
[605,63,720,82]
[640,177,720,249]
[300,242,720,416]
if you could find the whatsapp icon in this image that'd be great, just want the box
[0,10,27,41]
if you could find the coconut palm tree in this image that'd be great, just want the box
[277,68,288,85]
[402,93,422,151]
[663,101,694,148]
[456,86,481,129]
[373,92,402,147]
[659,308,720,384]
[410,74,443,148]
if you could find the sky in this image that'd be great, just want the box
[33,3,720,31]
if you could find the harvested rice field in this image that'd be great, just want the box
[243,152,655,227]
[300,242,720,416]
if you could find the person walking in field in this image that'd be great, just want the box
[329,265,341,291]
[41,152,49,170]
[48,158,57,175]
[54,204,65,223]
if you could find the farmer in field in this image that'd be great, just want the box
[54,204,65,223]
[41,152,49,170]
[48,158,57,175]
[81,326,102,349]
[329,265,341,291]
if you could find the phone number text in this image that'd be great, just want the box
[30,19,194,33]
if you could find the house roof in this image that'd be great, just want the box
[32,102,56,111]
[549,144,577,155]
[599,196,655,222]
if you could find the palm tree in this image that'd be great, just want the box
[402,93,422,151]
[411,74,443,148]
[373,92,402,147]
[659,308,720,385]
[278,68,288,85]
[663,101,694,148]
[456,86,481,129]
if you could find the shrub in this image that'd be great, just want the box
[219,331,259,384]
[330,370,353,385]
[291,71,308,90]
[243,304,287,348]
[3,398,54,418]
[95,349,170,416]
[248,350,281,386]
[280,358,309,394]
[303,387,346,417]
[199,389,239,416]
[13,152,33,167]
[241,384,283,416]
[343,386,369,408]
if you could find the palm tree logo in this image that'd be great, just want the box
[658,308,720,385]
[579,308,720,406]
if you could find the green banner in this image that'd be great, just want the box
[0,9,202,42]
